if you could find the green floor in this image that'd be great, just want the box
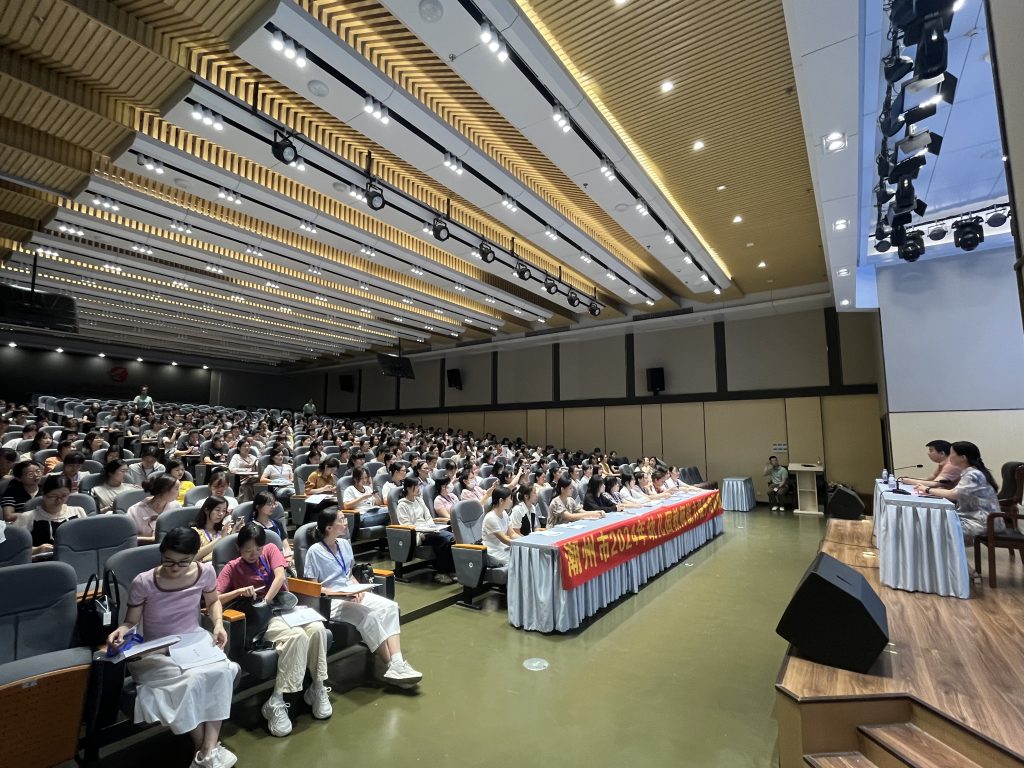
[101,509,826,768]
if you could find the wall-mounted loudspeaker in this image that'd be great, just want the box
[446,368,463,390]
[646,367,665,394]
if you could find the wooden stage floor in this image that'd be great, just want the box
[777,518,1024,757]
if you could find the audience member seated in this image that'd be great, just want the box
[509,484,538,535]
[227,439,259,502]
[56,452,87,493]
[128,474,182,543]
[94,459,143,514]
[583,475,619,512]
[0,446,17,477]
[107,527,238,768]
[128,446,166,487]
[547,477,603,525]
[604,476,640,509]
[203,436,229,467]
[481,487,518,566]
[380,462,407,505]
[247,491,293,567]
[431,477,459,523]
[395,477,456,584]
[2,459,43,522]
[458,467,492,504]
[207,471,238,512]
[217,523,330,737]
[764,456,789,511]
[166,459,195,504]
[304,457,340,496]
[193,495,238,561]
[260,449,295,504]
[302,509,422,688]
[80,431,105,461]
[13,474,88,558]
[916,441,1003,545]
[901,439,962,489]
[24,429,54,461]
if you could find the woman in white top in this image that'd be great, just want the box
[508,483,538,536]
[395,478,455,584]
[303,509,422,688]
[14,475,88,558]
[342,466,390,531]
[227,439,259,502]
[260,449,295,503]
[93,459,142,514]
[127,474,181,543]
[481,486,517,566]
[546,477,603,526]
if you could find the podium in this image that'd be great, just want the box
[789,462,824,516]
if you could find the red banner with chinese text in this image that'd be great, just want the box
[557,491,723,589]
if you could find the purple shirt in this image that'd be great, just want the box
[128,562,216,639]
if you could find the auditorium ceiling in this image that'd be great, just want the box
[0,0,824,369]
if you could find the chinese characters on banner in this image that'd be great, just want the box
[558,491,723,589]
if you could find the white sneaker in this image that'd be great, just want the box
[191,743,237,768]
[772,506,779,511]
[382,659,422,688]
[303,681,333,719]
[433,573,456,585]
[261,694,292,737]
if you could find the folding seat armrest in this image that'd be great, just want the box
[342,510,362,539]
[385,525,418,563]
[452,544,487,589]
[220,609,247,661]
[371,568,395,599]
[289,495,307,526]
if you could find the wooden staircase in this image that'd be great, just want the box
[802,702,1023,768]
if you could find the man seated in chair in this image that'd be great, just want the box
[899,439,962,490]
[764,456,789,511]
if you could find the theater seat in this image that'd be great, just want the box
[384,487,436,582]
[450,499,508,609]
[53,514,138,583]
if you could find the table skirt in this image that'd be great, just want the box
[876,504,970,599]
[721,477,756,511]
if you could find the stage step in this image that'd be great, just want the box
[859,722,984,768]
[805,752,880,768]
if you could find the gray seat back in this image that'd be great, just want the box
[295,464,318,494]
[337,475,354,495]
[105,545,161,624]
[479,464,493,478]
[364,461,383,478]
[78,473,103,494]
[0,526,32,568]
[113,488,148,514]
[67,493,98,516]
[54,515,138,583]
[373,473,388,498]
[292,522,317,579]
[154,505,201,542]
[451,499,485,544]
[0,561,78,661]
[422,482,437,513]
[211,530,284,574]
[480,476,498,491]
[538,487,554,525]
[387,486,404,524]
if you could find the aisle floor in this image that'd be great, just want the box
[100,508,826,768]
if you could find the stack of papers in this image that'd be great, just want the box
[330,582,376,596]
[305,494,335,504]
[168,631,228,670]
[280,606,327,628]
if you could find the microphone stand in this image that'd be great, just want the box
[888,464,924,496]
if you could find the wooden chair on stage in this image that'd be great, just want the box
[975,509,1024,587]
[997,464,1024,563]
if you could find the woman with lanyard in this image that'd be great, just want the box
[107,527,237,768]
[260,449,295,504]
[303,508,422,688]
[192,495,237,562]
[217,523,331,738]
[247,491,293,568]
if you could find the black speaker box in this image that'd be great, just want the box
[446,368,463,390]
[776,552,889,673]
[646,367,665,393]
[827,484,866,519]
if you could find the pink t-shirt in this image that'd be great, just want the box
[128,562,216,639]
[215,543,288,596]
[127,499,182,537]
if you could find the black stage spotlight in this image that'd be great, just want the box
[890,0,953,41]
[544,276,558,295]
[987,209,1008,228]
[479,241,495,263]
[953,217,984,252]
[913,16,948,81]
[876,185,895,206]
[893,175,917,214]
[431,216,449,242]
[588,302,601,317]
[927,224,947,241]
[567,290,581,308]
[888,153,926,184]
[884,54,914,84]
[271,131,298,165]
[897,229,925,262]
[875,238,892,253]
[897,129,942,157]
[365,184,385,211]
[514,262,531,281]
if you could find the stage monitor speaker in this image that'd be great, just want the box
[776,552,889,673]
[827,484,865,519]
[446,368,463,390]
[338,374,355,393]
[646,367,665,393]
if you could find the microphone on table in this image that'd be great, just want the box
[890,464,924,495]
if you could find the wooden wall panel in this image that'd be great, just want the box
[484,410,527,442]
[784,397,823,465]
[838,311,881,385]
[360,364,396,412]
[559,338,627,400]
[660,403,707,477]
[562,407,606,453]
[822,395,884,495]
[445,352,492,407]
[725,311,829,391]
[641,404,663,459]
[546,408,564,448]
[603,405,642,461]
[527,409,546,446]
[400,358,440,410]
[452,411,485,437]
[497,346,553,403]
[704,399,787,501]
[633,324,717,395]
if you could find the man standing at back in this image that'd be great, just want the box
[133,386,154,414]
[302,398,317,418]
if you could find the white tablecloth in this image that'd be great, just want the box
[872,480,970,599]
[721,476,756,511]
[507,495,725,632]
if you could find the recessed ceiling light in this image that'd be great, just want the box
[833,219,849,231]
[757,261,766,269]
[840,299,851,307]
[98,353,106,358]
[137,357,143,362]
[716,185,726,191]
[202,365,209,370]
[823,131,847,153]
[692,140,705,151]
[307,80,329,98]
[732,215,743,224]
[55,347,63,353]
[7,342,16,348]
[614,0,628,5]
[660,80,674,93]
[171,361,178,366]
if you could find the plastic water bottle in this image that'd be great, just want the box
[881,469,888,482]
[889,473,897,489]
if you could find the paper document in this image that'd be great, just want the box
[305,494,335,504]
[168,631,228,670]
[415,524,445,532]
[329,582,377,596]
[121,635,181,660]
[280,606,327,627]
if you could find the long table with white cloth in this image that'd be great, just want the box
[507,489,724,632]
[871,479,970,599]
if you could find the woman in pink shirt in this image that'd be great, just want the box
[432,477,459,522]
[127,474,181,544]
[107,527,238,768]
